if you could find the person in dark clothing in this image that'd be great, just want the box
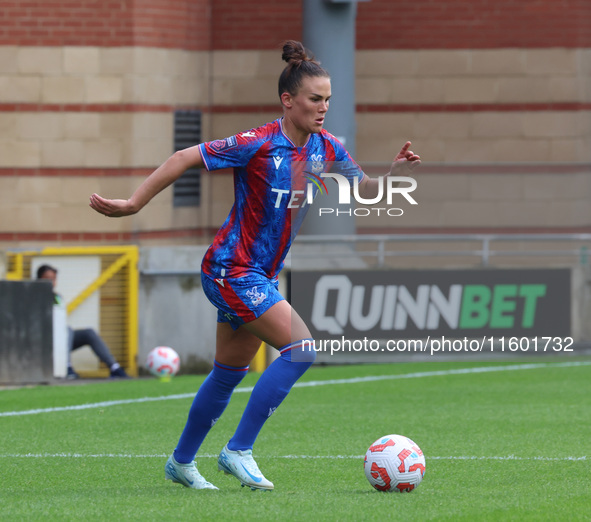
[36,264,129,379]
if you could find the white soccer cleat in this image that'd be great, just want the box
[218,445,274,491]
[165,454,218,490]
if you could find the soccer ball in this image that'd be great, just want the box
[146,346,180,378]
[364,434,426,492]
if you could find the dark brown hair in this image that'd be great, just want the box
[278,40,329,99]
[36,264,57,279]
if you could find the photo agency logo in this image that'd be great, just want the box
[310,172,418,218]
[277,160,418,218]
[276,162,418,218]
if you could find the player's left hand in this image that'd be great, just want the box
[390,141,421,175]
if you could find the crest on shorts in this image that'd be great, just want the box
[246,286,267,306]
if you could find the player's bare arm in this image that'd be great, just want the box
[89,145,205,217]
[357,141,420,200]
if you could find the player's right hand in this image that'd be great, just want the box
[89,193,137,217]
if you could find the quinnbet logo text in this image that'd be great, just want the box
[291,270,571,338]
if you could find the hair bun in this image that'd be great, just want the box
[278,40,328,99]
[281,40,311,65]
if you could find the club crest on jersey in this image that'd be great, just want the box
[310,154,324,173]
[246,286,267,306]
[210,135,237,152]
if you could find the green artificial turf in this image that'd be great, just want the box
[1,358,589,521]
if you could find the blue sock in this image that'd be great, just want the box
[173,361,248,463]
[227,339,316,451]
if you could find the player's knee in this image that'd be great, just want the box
[279,338,317,364]
[300,338,317,364]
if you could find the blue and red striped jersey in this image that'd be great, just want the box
[199,118,364,279]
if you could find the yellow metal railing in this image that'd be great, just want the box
[250,342,267,373]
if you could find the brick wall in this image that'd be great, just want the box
[4,0,589,51]
[0,0,210,49]
[0,0,213,245]
[189,0,590,51]
[357,0,591,49]
[1,0,590,245]
[211,1,301,50]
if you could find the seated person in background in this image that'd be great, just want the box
[36,264,130,379]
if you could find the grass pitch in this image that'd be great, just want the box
[1,357,590,521]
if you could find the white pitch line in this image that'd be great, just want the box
[1,360,590,418]
[0,453,586,462]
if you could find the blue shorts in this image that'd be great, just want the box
[201,272,284,330]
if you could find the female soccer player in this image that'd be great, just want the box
[89,40,420,491]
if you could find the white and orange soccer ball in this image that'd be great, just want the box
[364,434,426,492]
[146,346,180,378]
